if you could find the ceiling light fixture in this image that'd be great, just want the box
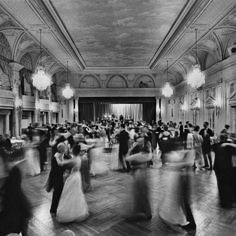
[62,61,74,99]
[32,29,52,91]
[162,60,173,97]
[186,29,205,89]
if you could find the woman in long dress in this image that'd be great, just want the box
[89,139,109,176]
[56,144,89,223]
[125,135,152,221]
[159,144,196,232]
[22,135,40,176]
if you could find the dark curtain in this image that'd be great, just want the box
[143,102,156,124]
[79,97,156,123]
[79,102,94,122]
[94,103,107,119]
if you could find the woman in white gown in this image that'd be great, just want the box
[56,144,89,223]
[159,148,195,228]
[22,135,40,176]
[89,139,109,176]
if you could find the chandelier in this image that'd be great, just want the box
[62,61,74,99]
[162,60,173,97]
[186,29,205,89]
[32,29,51,91]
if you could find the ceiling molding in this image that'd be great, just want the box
[149,0,209,69]
[25,0,84,71]
[41,0,86,69]
[0,1,66,72]
[83,66,151,74]
[156,1,236,76]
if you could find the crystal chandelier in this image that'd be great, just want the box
[32,29,51,91]
[62,61,74,99]
[162,60,173,97]
[186,29,205,89]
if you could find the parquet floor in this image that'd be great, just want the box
[20,148,236,236]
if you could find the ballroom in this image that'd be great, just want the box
[0,0,236,235]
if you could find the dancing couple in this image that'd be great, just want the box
[47,142,89,223]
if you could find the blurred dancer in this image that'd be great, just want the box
[0,165,32,236]
[192,125,203,170]
[38,130,49,172]
[22,134,40,176]
[89,139,109,176]
[159,142,196,232]
[214,134,236,208]
[118,124,130,171]
[126,135,152,221]
[56,145,89,223]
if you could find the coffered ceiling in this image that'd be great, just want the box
[0,0,236,86]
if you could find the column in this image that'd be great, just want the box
[68,99,74,123]
[161,97,167,122]
[155,97,161,122]
[93,102,96,122]
[48,86,52,124]
[34,89,40,124]
[5,112,10,135]
[77,97,79,122]
[9,62,23,137]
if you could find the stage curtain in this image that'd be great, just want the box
[79,102,94,122]
[143,102,156,124]
[95,103,143,121]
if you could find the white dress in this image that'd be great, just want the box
[57,158,89,223]
[89,146,109,176]
[24,143,40,176]
[159,151,188,226]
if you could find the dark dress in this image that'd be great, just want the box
[118,130,130,170]
[0,166,32,236]
[214,143,235,208]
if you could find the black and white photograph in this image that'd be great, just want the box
[0,0,236,235]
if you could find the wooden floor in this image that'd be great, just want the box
[20,148,236,236]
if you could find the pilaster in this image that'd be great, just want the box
[9,62,23,137]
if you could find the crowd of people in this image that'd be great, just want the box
[0,116,236,235]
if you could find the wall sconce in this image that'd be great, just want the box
[35,101,41,110]
[181,102,187,111]
[15,98,22,108]
[73,107,78,113]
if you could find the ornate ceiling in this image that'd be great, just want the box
[0,0,236,87]
[51,0,188,67]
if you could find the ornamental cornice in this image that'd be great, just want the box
[149,0,211,69]
[26,0,85,71]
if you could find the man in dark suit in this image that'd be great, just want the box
[118,124,130,171]
[199,121,214,170]
[48,142,70,215]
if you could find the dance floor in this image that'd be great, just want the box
[21,148,236,236]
